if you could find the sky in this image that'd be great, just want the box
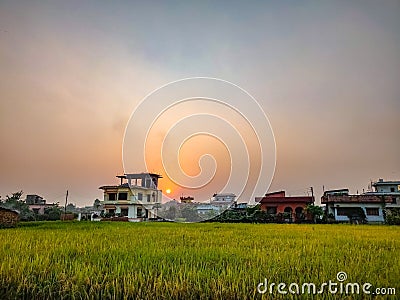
[0,0,399,206]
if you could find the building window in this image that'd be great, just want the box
[138,193,143,201]
[32,208,40,214]
[295,207,304,218]
[366,208,380,216]
[266,207,277,214]
[284,207,293,213]
[108,209,115,215]
[120,208,129,216]
[390,187,395,192]
[118,192,128,200]
[147,194,151,202]
[336,208,347,216]
[137,207,142,217]
[392,197,397,204]
[108,193,116,201]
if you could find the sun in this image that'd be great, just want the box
[166,189,171,194]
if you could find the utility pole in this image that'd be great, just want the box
[64,190,68,215]
[310,187,314,203]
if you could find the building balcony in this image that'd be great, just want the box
[102,199,161,205]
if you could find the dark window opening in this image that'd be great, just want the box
[336,208,348,216]
[295,207,304,218]
[366,208,379,216]
[108,193,116,201]
[138,193,143,201]
[118,192,128,200]
[121,208,129,216]
[266,206,277,214]
[147,194,151,202]
[392,197,397,204]
[284,207,293,213]
[390,187,395,192]
[137,208,142,217]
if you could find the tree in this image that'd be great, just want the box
[44,205,62,221]
[93,199,101,210]
[305,204,324,223]
[1,191,35,221]
[6,191,24,202]
[386,208,400,225]
[66,203,76,213]
[180,205,201,222]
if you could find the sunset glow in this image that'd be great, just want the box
[0,1,398,206]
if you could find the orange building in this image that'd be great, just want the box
[256,191,314,222]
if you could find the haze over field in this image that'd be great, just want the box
[0,1,399,206]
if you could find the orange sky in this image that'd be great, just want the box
[0,1,399,206]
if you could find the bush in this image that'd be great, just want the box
[386,208,400,225]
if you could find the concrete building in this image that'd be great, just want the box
[211,193,236,204]
[322,189,391,223]
[256,191,314,222]
[180,196,194,204]
[196,204,222,216]
[99,173,162,221]
[366,179,400,209]
[25,194,54,215]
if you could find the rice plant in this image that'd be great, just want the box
[0,222,398,299]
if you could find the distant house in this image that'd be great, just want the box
[0,207,19,228]
[196,204,222,216]
[256,191,314,222]
[211,193,236,204]
[230,202,248,210]
[364,179,400,210]
[322,189,391,223]
[180,196,194,204]
[192,193,237,217]
[99,173,162,221]
[25,194,54,215]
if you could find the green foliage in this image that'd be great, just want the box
[1,191,35,221]
[0,222,399,299]
[66,203,76,213]
[0,191,64,221]
[212,205,278,223]
[93,199,101,210]
[305,204,324,223]
[44,206,62,221]
[386,208,400,225]
[179,205,202,222]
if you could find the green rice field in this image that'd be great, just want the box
[0,222,399,299]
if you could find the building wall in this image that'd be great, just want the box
[102,186,162,220]
[326,203,385,223]
[259,202,311,222]
[371,182,400,209]
[28,204,50,215]
[374,184,400,193]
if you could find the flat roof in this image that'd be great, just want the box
[373,181,400,185]
[124,173,162,178]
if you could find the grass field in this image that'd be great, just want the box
[0,222,399,299]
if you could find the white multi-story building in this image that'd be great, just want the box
[210,193,236,204]
[368,179,400,209]
[99,173,162,221]
[322,189,391,224]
